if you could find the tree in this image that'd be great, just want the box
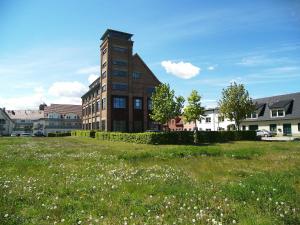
[183,90,204,130]
[150,83,185,129]
[39,103,47,111]
[218,82,255,130]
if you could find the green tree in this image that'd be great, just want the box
[150,83,185,130]
[183,90,204,130]
[218,82,255,130]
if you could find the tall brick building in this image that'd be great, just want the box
[82,29,161,132]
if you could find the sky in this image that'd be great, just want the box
[0,0,300,109]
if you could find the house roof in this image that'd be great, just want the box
[100,29,133,41]
[44,104,82,117]
[0,108,14,123]
[245,92,300,121]
[6,110,44,121]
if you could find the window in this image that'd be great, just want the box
[112,70,127,77]
[101,84,106,92]
[206,129,211,131]
[113,46,127,53]
[101,120,106,131]
[271,109,285,117]
[0,119,5,124]
[113,120,126,132]
[102,62,107,68]
[270,124,277,132]
[102,48,107,55]
[112,83,128,91]
[113,97,126,109]
[132,72,142,79]
[247,112,257,119]
[298,123,300,132]
[218,116,224,122]
[147,98,152,110]
[101,98,106,110]
[112,60,127,66]
[102,71,107,78]
[134,98,142,110]
[133,121,143,132]
[206,117,211,123]
[147,87,155,94]
[249,125,258,131]
[97,100,100,112]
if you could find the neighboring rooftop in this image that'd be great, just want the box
[44,104,82,117]
[247,92,300,121]
[100,29,133,41]
[6,110,44,120]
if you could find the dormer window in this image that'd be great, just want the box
[271,109,285,117]
[247,112,257,119]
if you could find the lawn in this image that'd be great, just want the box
[0,137,299,225]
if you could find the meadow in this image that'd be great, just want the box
[0,137,299,225]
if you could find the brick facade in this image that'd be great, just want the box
[82,29,160,132]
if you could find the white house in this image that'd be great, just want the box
[241,92,300,136]
[0,108,14,136]
[196,108,235,131]
[33,104,82,135]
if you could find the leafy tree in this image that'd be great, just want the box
[218,82,255,130]
[39,103,47,111]
[183,90,204,130]
[150,83,185,129]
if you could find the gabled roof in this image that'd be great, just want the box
[132,53,161,84]
[44,104,82,117]
[269,99,293,109]
[245,92,300,121]
[6,110,44,120]
[101,29,133,41]
[0,108,14,123]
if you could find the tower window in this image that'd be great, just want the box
[113,97,126,109]
[112,83,128,91]
[134,98,142,110]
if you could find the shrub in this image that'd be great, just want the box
[47,132,71,137]
[92,130,257,145]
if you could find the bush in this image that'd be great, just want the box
[47,132,71,137]
[71,130,96,138]
[91,130,257,145]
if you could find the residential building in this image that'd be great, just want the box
[241,92,300,136]
[33,104,82,135]
[82,29,161,132]
[167,117,184,131]
[196,108,235,131]
[0,108,14,136]
[6,110,44,135]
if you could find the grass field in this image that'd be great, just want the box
[0,137,299,225]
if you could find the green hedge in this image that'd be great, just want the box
[71,130,96,138]
[70,130,257,144]
[48,132,71,137]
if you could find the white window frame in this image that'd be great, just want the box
[270,109,285,118]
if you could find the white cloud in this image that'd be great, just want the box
[48,81,88,98]
[76,66,99,74]
[207,66,215,71]
[0,87,45,110]
[88,74,99,84]
[161,60,200,79]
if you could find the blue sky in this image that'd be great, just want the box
[0,0,300,109]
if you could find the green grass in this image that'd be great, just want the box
[0,137,299,225]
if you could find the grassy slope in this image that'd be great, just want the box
[0,137,299,225]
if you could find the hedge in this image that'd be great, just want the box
[70,130,96,138]
[48,132,71,137]
[71,130,257,144]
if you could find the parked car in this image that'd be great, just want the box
[20,132,33,137]
[145,129,161,133]
[256,129,275,137]
[33,131,45,137]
